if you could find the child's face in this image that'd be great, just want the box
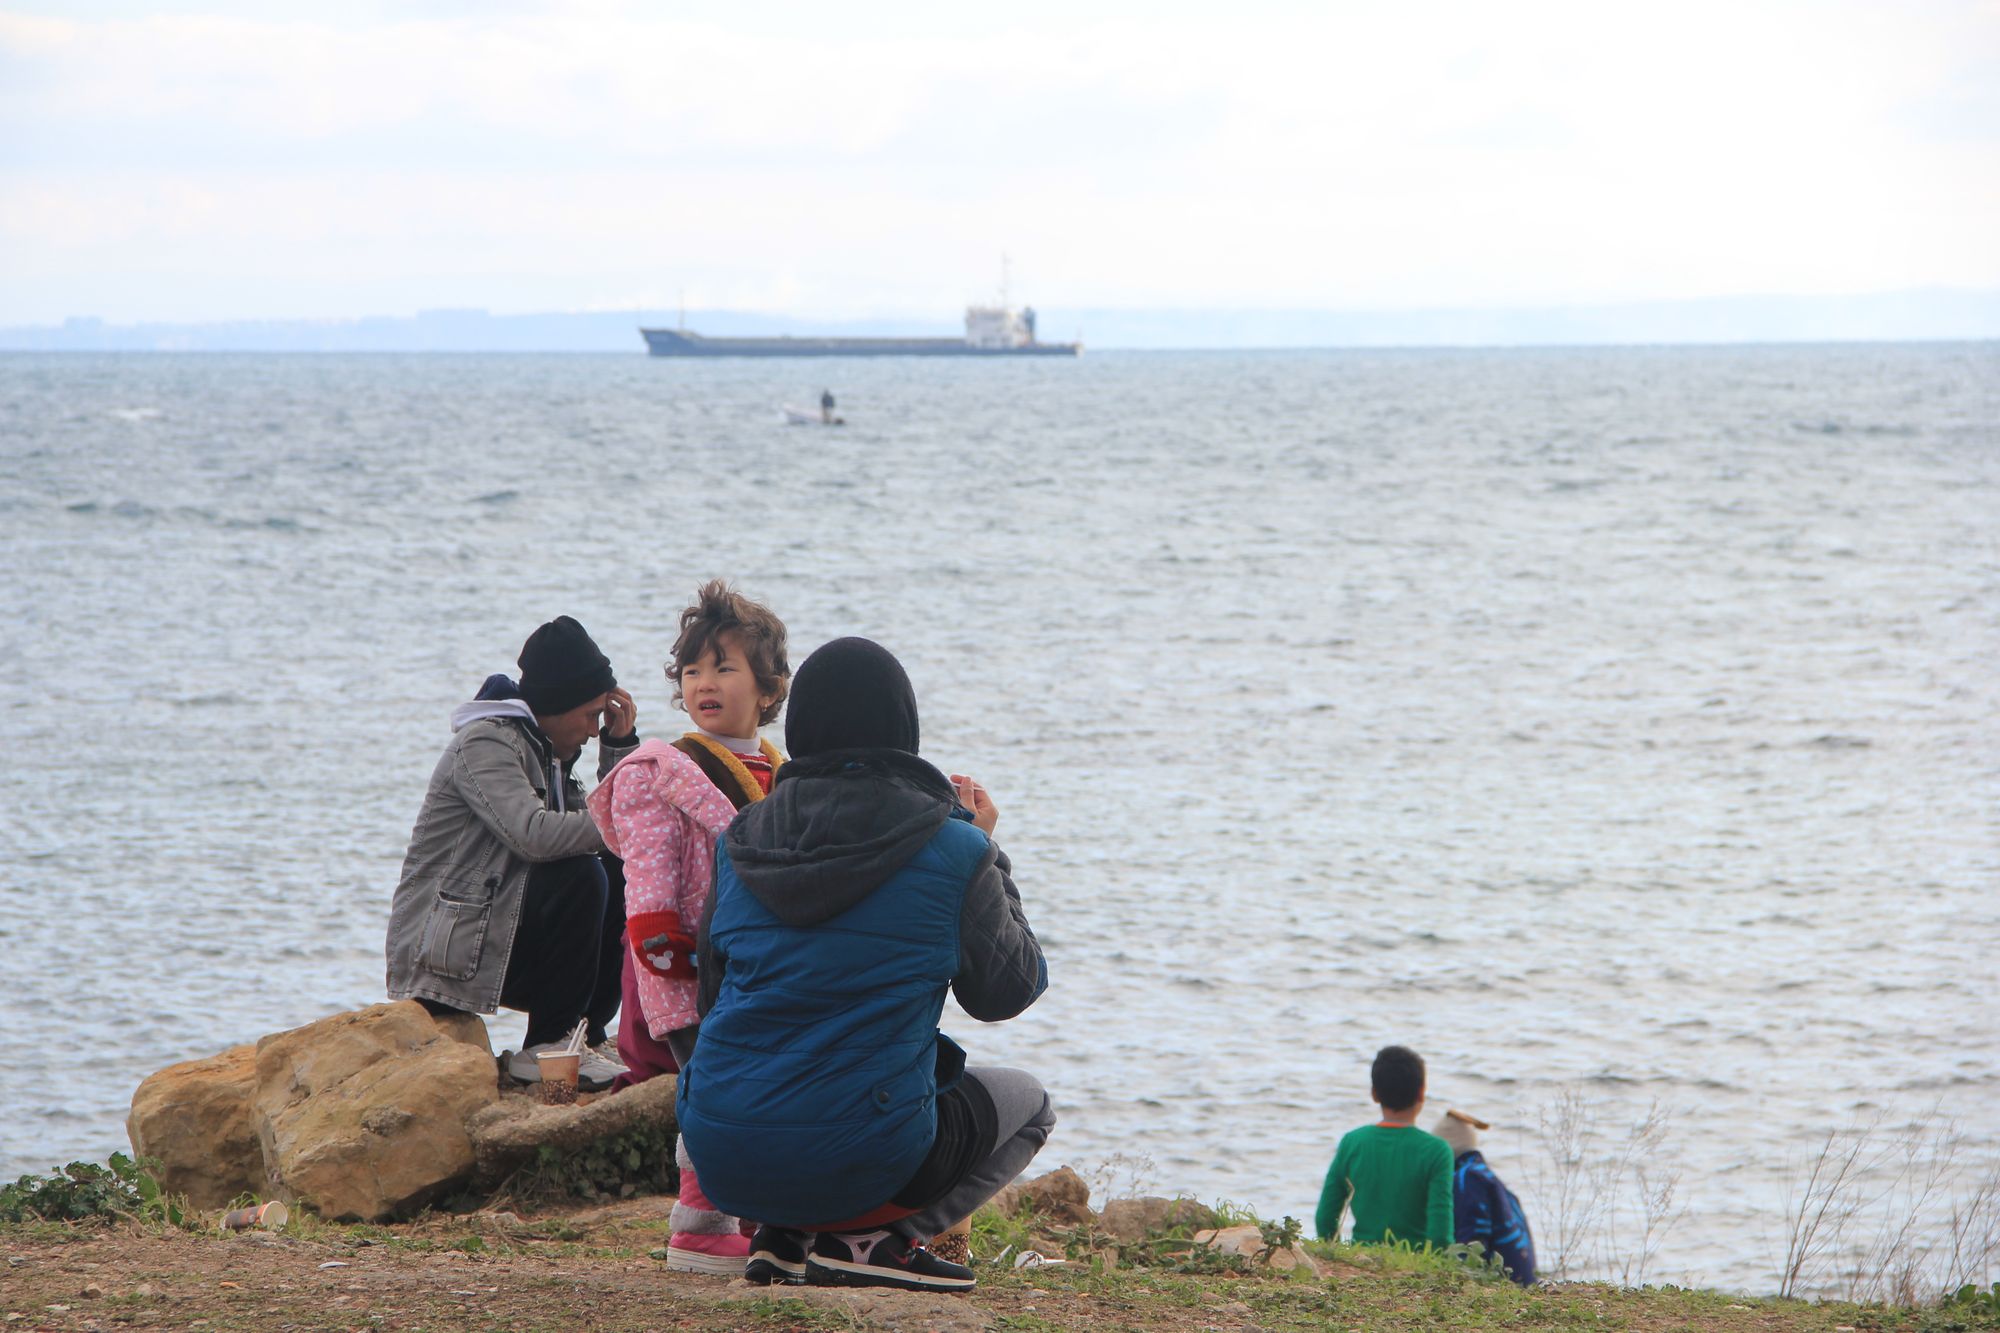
[680,632,776,737]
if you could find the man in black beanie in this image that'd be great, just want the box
[387,616,640,1090]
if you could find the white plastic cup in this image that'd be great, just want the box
[220,1200,289,1231]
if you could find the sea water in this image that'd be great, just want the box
[2,344,1995,1293]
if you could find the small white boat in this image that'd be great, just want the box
[783,406,845,426]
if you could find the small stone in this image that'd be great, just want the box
[80,1284,105,1299]
[133,1284,157,1298]
[649,1248,670,1261]
[4,1258,26,1268]
[1100,1196,1220,1240]
[318,1261,350,1270]
[1011,1166,1094,1225]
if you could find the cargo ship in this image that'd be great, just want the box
[641,304,1080,357]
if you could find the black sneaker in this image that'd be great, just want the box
[745,1225,810,1285]
[805,1229,976,1292]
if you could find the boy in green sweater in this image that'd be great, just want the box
[1315,1045,1454,1248]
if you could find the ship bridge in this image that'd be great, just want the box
[963,305,1039,349]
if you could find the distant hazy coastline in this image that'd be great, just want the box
[5,289,1997,352]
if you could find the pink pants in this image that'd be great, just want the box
[610,948,681,1091]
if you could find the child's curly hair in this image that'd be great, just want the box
[666,580,791,726]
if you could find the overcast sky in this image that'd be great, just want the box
[2,0,1996,324]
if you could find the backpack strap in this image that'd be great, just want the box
[672,734,778,810]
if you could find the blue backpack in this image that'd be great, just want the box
[1452,1151,1536,1285]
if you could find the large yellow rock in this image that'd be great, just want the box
[251,1001,497,1222]
[126,1043,266,1209]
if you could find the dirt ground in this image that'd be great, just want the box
[0,1196,1972,1332]
[1,1197,1192,1333]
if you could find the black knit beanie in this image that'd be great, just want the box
[517,616,617,717]
[784,637,920,757]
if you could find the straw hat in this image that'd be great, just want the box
[1432,1108,1490,1157]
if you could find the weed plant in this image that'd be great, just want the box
[494,1118,679,1208]
[0,1153,192,1228]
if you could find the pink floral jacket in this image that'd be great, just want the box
[586,739,741,1038]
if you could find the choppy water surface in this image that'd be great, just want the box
[2,345,1996,1293]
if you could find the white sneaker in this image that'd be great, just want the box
[503,1042,559,1084]
[578,1044,625,1091]
[587,1039,629,1074]
[503,1042,624,1092]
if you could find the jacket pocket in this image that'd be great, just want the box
[416,876,497,981]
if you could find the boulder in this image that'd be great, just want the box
[466,1071,680,1186]
[251,1001,498,1222]
[989,1165,1094,1226]
[1099,1195,1219,1241]
[1193,1223,1323,1276]
[126,1043,265,1209]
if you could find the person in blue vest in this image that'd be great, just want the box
[1433,1109,1537,1285]
[677,636,1053,1293]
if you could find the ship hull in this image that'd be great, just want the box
[641,329,1081,357]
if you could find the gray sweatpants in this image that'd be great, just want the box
[892,1066,1056,1241]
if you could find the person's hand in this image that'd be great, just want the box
[602,687,637,740]
[949,774,998,835]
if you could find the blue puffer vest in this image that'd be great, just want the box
[676,817,990,1227]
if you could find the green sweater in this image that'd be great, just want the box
[1315,1123,1455,1248]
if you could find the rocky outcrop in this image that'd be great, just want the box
[250,1001,500,1222]
[467,1071,680,1186]
[126,1043,266,1210]
[128,1002,687,1224]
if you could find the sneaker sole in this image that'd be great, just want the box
[663,1247,749,1277]
[805,1256,975,1293]
[744,1255,808,1286]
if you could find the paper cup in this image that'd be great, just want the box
[535,1050,581,1087]
[220,1200,289,1231]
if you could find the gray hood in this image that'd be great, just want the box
[449,697,537,732]
[724,748,958,927]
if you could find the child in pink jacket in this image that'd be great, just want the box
[588,579,790,1276]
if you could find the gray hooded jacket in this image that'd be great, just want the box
[385,697,638,1014]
